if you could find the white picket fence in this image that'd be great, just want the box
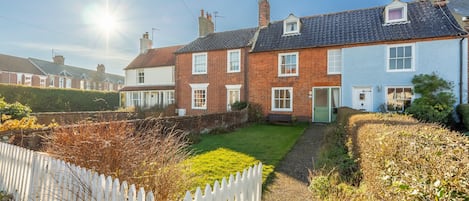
[0,142,263,201]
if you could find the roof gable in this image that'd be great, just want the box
[125,45,184,70]
[176,28,257,53]
[252,1,466,52]
[0,54,45,75]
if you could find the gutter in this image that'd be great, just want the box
[460,37,465,104]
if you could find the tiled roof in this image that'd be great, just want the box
[0,54,45,75]
[29,58,124,84]
[119,85,174,92]
[125,45,184,70]
[252,2,466,52]
[176,28,258,53]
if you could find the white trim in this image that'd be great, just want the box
[386,43,415,72]
[271,87,293,112]
[283,14,301,35]
[278,52,299,77]
[137,69,145,85]
[190,83,209,110]
[225,84,242,90]
[227,49,241,73]
[327,49,342,75]
[192,52,208,74]
[384,0,408,24]
[226,88,241,111]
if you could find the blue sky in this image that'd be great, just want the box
[0,0,464,75]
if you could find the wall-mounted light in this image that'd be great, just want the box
[308,91,312,98]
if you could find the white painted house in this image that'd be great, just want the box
[120,32,184,108]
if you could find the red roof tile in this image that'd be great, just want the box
[124,45,184,70]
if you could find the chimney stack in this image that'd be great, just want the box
[258,0,270,28]
[198,9,214,37]
[97,64,105,74]
[53,55,64,65]
[140,32,152,54]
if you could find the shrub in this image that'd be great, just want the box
[44,120,192,200]
[0,84,118,112]
[457,104,469,129]
[406,73,456,124]
[0,97,31,120]
[247,102,264,123]
[0,191,13,201]
[347,113,469,200]
[231,101,248,111]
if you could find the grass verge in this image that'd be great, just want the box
[186,123,308,191]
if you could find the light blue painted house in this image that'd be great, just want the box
[339,0,468,113]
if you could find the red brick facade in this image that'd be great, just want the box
[249,47,341,121]
[176,47,249,115]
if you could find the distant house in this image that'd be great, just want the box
[175,10,257,115]
[0,53,124,91]
[120,32,183,108]
[29,56,124,91]
[249,0,468,122]
[0,54,47,87]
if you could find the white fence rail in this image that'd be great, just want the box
[0,142,262,201]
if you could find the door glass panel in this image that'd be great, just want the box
[314,88,330,122]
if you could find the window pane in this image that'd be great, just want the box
[397,47,404,57]
[404,46,411,57]
[390,47,397,58]
[404,58,411,69]
[397,59,404,69]
[389,8,403,20]
[389,59,396,69]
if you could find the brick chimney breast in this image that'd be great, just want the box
[97,64,105,74]
[433,0,447,7]
[53,55,64,65]
[198,9,214,37]
[259,0,270,28]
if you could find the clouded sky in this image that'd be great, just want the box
[0,0,464,75]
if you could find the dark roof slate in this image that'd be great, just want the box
[176,28,257,53]
[0,54,45,75]
[29,58,124,84]
[125,45,184,70]
[252,1,466,52]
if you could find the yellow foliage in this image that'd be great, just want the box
[0,116,56,131]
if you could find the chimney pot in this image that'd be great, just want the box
[140,32,152,54]
[198,8,214,37]
[433,0,447,7]
[201,9,204,17]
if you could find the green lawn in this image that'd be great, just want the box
[185,123,308,190]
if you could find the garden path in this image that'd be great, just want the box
[262,124,326,201]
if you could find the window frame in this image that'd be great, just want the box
[385,86,413,112]
[271,87,293,112]
[327,49,342,75]
[386,43,415,72]
[137,69,145,85]
[192,52,208,74]
[227,49,241,73]
[278,52,299,77]
[384,1,408,24]
[283,14,301,35]
[190,83,209,110]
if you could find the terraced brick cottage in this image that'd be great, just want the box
[175,10,257,115]
[121,32,183,108]
[249,0,468,122]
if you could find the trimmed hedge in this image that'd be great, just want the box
[457,104,469,130]
[347,113,469,200]
[0,84,119,112]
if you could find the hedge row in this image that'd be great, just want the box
[0,84,119,112]
[347,113,469,200]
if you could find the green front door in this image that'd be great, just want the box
[313,88,330,122]
[313,87,340,122]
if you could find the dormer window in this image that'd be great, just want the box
[283,14,300,35]
[384,0,408,24]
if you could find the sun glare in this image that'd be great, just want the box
[98,11,118,35]
[82,2,121,39]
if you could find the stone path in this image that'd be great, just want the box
[262,124,326,201]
